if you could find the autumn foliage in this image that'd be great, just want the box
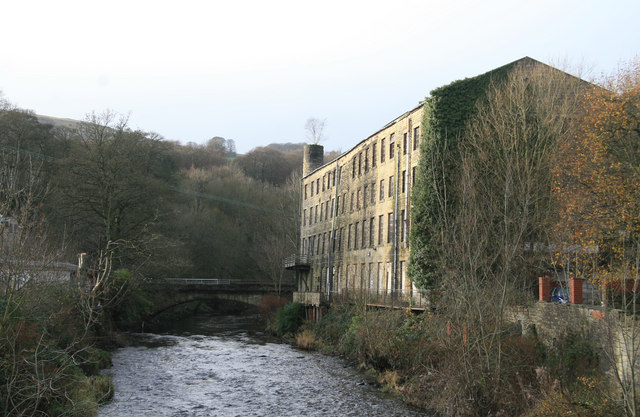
[552,60,640,417]
[554,59,640,285]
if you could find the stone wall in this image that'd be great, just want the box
[512,302,604,346]
[512,301,639,394]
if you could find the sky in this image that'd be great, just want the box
[1,0,639,154]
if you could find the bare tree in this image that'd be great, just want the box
[599,244,640,417]
[53,111,172,267]
[249,171,300,294]
[305,117,326,145]
[0,109,113,416]
[430,62,585,413]
[0,91,11,111]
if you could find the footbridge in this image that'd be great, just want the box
[148,278,294,318]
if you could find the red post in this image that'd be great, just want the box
[569,277,583,304]
[539,276,551,301]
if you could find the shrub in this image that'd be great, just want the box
[531,376,622,417]
[339,314,363,358]
[259,295,288,319]
[314,303,356,346]
[105,269,154,328]
[79,347,112,376]
[54,374,114,417]
[90,375,114,404]
[274,302,305,336]
[352,310,408,369]
[546,331,599,386]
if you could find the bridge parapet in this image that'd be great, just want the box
[164,278,232,285]
[161,278,295,293]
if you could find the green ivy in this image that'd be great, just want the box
[409,59,526,289]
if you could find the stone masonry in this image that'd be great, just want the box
[294,104,423,306]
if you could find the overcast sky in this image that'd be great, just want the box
[1,0,638,154]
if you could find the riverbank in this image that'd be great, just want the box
[0,276,214,416]
[0,280,116,417]
[278,301,622,417]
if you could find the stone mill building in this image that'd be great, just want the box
[285,102,425,310]
[285,56,578,312]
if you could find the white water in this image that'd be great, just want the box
[99,315,427,417]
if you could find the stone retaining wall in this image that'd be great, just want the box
[511,301,638,395]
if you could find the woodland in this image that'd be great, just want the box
[0,95,307,415]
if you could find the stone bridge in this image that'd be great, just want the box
[148,278,294,318]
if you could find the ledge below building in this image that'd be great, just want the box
[293,291,323,307]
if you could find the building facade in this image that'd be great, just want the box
[287,57,586,309]
[287,104,425,308]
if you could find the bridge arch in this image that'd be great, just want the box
[144,279,294,320]
[148,293,265,319]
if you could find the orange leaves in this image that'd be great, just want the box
[553,60,640,279]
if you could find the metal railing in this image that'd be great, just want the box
[359,288,430,310]
[294,288,430,310]
[164,278,232,285]
[283,254,311,269]
[162,278,294,292]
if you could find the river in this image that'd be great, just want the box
[99,314,427,417]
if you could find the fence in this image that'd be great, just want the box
[328,288,430,310]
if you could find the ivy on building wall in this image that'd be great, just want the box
[408,59,523,289]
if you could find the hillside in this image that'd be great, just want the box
[36,114,81,129]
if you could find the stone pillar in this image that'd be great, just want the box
[569,277,583,304]
[539,276,551,301]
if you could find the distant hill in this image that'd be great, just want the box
[264,142,306,153]
[33,117,308,156]
[36,115,81,129]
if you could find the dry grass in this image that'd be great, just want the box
[295,329,316,350]
[378,370,400,392]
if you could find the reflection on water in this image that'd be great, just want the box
[99,314,427,417]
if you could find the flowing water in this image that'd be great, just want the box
[99,314,427,416]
